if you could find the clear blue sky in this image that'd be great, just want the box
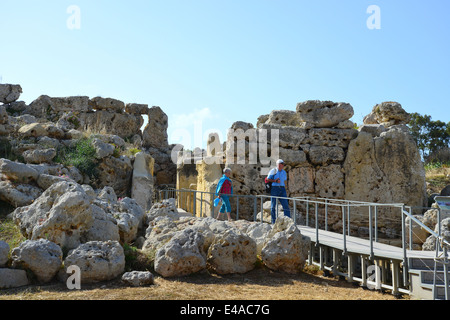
[1,0,449,149]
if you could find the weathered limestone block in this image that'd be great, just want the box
[196,158,222,217]
[364,102,410,127]
[63,241,125,283]
[97,155,133,198]
[22,148,57,164]
[259,123,308,150]
[0,241,9,267]
[11,239,62,283]
[131,151,155,212]
[278,148,308,166]
[308,146,345,165]
[308,128,358,148]
[207,229,257,274]
[28,95,91,119]
[315,164,344,199]
[296,100,354,128]
[0,181,42,207]
[405,215,430,245]
[0,269,29,288]
[344,127,427,232]
[125,103,149,115]
[154,228,207,277]
[78,111,143,139]
[0,84,22,104]
[92,138,115,159]
[18,123,48,138]
[0,158,39,183]
[12,181,95,250]
[261,216,310,273]
[266,110,301,126]
[143,106,169,149]
[0,105,8,124]
[288,166,315,195]
[122,271,154,286]
[89,97,125,113]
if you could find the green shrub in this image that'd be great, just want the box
[54,137,98,179]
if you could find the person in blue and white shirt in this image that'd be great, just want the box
[266,159,291,224]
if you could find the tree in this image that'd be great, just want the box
[408,112,450,161]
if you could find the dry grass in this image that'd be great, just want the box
[0,267,400,301]
[425,166,450,195]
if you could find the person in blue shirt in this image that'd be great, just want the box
[266,159,291,224]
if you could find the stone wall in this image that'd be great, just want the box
[223,100,427,237]
[0,83,175,210]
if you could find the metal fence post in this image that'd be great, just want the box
[369,206,374,261]
[342,206,347,256]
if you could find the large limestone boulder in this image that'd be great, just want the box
[28,95,91,119]
[22,148,57,164]
[261,216,310,274]
[344,126,427,233]
[114,197,146,243]
[154,228,207,277]
[0,105,8,124]
[0,158,39,183]
[0,269,29,289]
[0,241,9,267]
[122,271,154,287]
[63,241,125,283]
[92,138,115,159]
[12,181,121,250]
[97,155,133,198]
[0,84,22,104]
[11,239,62,283]
[12,181,95,250]
[363,102,411,127]
[207,229,257,274]
[405,215,430,246]
[131,151,155,212]
[78,111,143,139]
[296,100,354,128]
[143,106,169,149]
[0,180,42,207]
[89,97,125,113]
[265,110,301,126]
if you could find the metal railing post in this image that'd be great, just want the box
[369,206,374,261]
[293,200,297,226]
[374,205,378,242]
[236,195,240,220]
[306,199,309,227]
[347,201,350,236]
[401,205,409,288]
[253,196,257,221]
[192,191,197,217]
[315,202,319,247]
[260,197,264,223]
[342,206,347,256]
[325,199,328,231]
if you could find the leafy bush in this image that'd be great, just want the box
[54,137,98,179]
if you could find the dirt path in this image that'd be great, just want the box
[0,267,401,301]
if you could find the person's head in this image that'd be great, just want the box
[276,159,285,171]
[223,167,232,177]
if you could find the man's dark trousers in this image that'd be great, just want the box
[270,186,291,224]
